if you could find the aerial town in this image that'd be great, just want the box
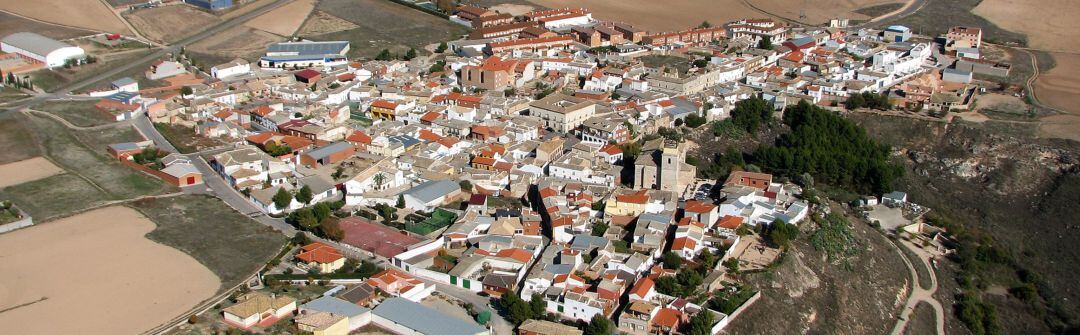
[1,0,1078,335]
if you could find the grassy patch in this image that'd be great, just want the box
[854,2,905,17]
[639,55,691,73]
[880,0,1025,46]
[154,123,223,154]
[311,0,467,58]
[0,173,109,220]
[0,86,29,104]
[0,113,41,164]
[131,195,287,291]
[902,302,938,335]
[25,114,171,199]
[36,100,117,127]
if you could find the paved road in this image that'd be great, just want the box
[889,239,946,335]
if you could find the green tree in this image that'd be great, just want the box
[375,49,393,61]
[395,194,405,209]
[693,58,709,68]
[296,208,319,230]
[584,314,613,335]
[757,36,773,50]
[373,173,386,189]
[435,42,448,53]
[180,86,193,96]
[459,180,472,192]
[662,251,683,269]
[723,258,739,274]
[272,188,293,210]
[296,185,313,205]
[698,20,711,28]
[591,222,609,236]
[313,202,332,223]
[684,113,707,128]
[404,48,418,60]
[292,232,309,246]
[319,217,344,241]
[764,219,799,248]
[529,293,546,318]
[730,97,772,132]
[686,310,716,335]
[499,289,530,325]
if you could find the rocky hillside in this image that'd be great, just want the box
[852,113,1080,332]
[727,210,908,335]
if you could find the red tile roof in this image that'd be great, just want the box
[296,242,344,264]
[628,277,654,298]
[683,200,716,213]
[717,215,744,230]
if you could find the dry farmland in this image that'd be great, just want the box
[0,11,95,40]
[244,0,316,36]
[0,206,220,335]
[0,157,64,189]
[1033,52,1080,141]
[123,5,222,44]
[312,0,469,58]
[298,10,361,36]
[0,0,130,34]
[189,26,283,65]
[527,0,902,32]
[973,0,1080,53]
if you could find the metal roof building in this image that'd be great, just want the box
[1,32,86,68]
[371,298,489,335]
[260,40,350,68]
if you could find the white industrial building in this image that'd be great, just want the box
[1,32,86,68]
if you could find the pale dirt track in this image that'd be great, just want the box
[0,206,220,335]
[0,0,130,34]
[0,157,64,188]
[528,0,898,31]
[244,0,316,37]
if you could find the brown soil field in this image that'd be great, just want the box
[298,10,361,37]
[0,0,129,34]
[0,157,64,188]
[0,206,220,335]
[0,11,95,40]
[189,26,281,64]
[244,0,315,37]
[124,5,222,44]
[748,0,901,24]
[973,0,1080,53]
[1033,52,1080,140]
[489,3,536,16]
[527,0,895,32]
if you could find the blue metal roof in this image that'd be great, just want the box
[372,298,487,335]
[266,41,349,56]
[302,296,369,318]
[403,180,459,203]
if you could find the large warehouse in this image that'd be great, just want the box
[185,0,234,10]
[1,32,86,68]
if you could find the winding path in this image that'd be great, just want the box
[889,239,945,335]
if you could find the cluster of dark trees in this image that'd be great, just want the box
[277,187,347,240]
[730,97,773,132]
[375,48,418,61]
[844,92,892,110]
[750,100,902,194]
